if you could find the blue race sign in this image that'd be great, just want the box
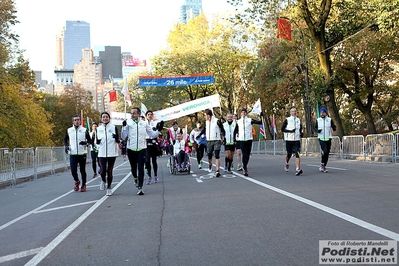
[139,73,214,87]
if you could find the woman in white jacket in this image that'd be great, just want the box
[96,112,120,196]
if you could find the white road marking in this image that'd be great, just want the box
[0,190,74,232]
[233,172,399,242]
[25,172,132,266]
[307,164,347,171]
[34,201,98,214]
[196,178,203,183]
[0,247,43,263]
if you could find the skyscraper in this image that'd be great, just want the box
[99,46,123,79]
[179,0,202,24]
[63,20,90,69]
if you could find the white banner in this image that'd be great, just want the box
[110,94,221,125]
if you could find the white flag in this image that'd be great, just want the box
[251,98,262,115]
[141,102,148,117]
[121,78,132,107]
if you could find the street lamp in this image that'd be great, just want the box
[291,20,312,137]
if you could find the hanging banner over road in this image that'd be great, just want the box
[110,94,221,124]
[139,73,214,87]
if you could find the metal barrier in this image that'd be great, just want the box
[1,133,399,187]
[13,148,35,181]
[342,135,364,159]
[364,134,394,162]
[395,134,399,164]
[0,147,99,186]
[35,147,54,175]
[0,149,13,184]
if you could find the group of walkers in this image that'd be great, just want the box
[64,105,336,196]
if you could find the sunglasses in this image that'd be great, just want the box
[73,119,80,121]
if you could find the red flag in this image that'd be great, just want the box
[109,90,117,102]
[277,18,292,41]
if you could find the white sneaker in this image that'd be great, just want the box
[208,168,212,173]
[106,188,112,196]
[319,164,324,172]
[100,181,105,191]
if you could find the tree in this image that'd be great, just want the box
[0,0,54,148]
[333,29,399,134]
[50,85,100,146]
[149,13,256,126]
[228,0,399,138]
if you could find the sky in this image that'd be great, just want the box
[13,0,237,82]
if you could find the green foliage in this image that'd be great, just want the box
[228,0,399,137]
[47,85,100,146]
[149,13,256,127]
[333,29,399,134]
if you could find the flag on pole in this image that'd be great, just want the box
[121,78,132,107]
[277,18,292,41]
[109,90,117,103]
[141,102,148,117]
[86,116,90,132]
[81,110,85,128]
[251,98,262,115]
[259,124,265,139]
[272,114,277,135]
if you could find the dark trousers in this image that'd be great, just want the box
[70,155,87,185]
[239,140,253,171]
[127,149,146,188]
[145,145,158,177]
[319,139,332,166]
[91,151,98,173]
[196,144,205,164]
[98,157,117,189]
[176,150,188,167]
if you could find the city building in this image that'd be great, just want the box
[55,28,64,70]
[34,71,52,94]
[179,0,202,24]
[122,52,148,79]
[63,20,90,70]
[54,69,74,95]
[98,46,123,80]
[74,48,103,110]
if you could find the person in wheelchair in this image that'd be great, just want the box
[173,133,189,172]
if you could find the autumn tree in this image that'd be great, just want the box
[0,0,53,148]
[333,29,399,134]
[228,0,399,138]
[149,13,256,125]
[48,85,100,146]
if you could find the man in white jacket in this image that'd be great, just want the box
[64,114,92,192]
[121,107,163,195]
[281,107,304,176]
[315,107,336,173]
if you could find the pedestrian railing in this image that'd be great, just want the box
[0,146,96,186]
[1,132,399,186]
[0,149,13,184]
[252,133,399,163]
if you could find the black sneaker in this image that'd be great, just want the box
[216,171,221,178]
[244,171,248,177]
[137,187,145,195]
[295,169,303,176]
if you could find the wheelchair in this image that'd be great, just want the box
[169,151,191,175]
